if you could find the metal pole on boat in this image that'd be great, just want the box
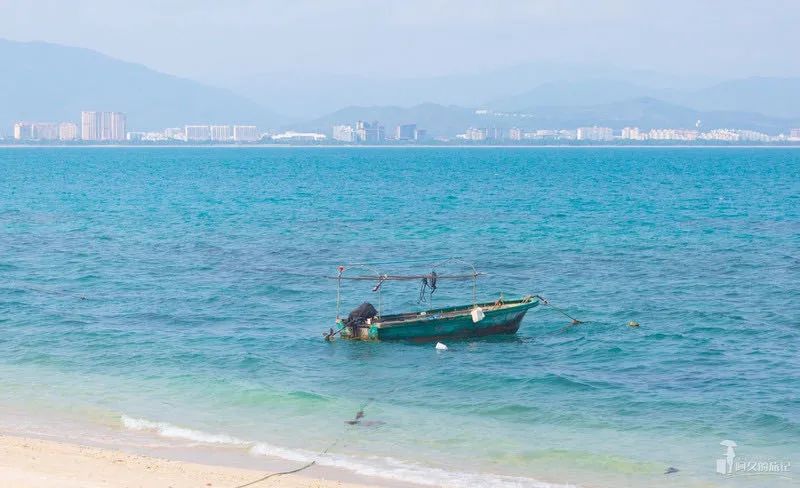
[336,266,344,320]
[472,272,477,306]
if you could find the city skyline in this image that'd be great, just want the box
[6,109,800,145]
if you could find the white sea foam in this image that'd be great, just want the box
[120,415,577,488]
[121,415,248,446]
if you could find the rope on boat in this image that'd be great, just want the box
[417,271,437,303]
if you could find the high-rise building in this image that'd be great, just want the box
[488,127,504,140]
[789,128,800,140]
[13,122,34,141]
[210,125,231,141]
[576,126,614,141]
[32,122,59,140]
[59,122,78,141]
[233,125,259,142]
[81,111,126,141]
[332,125,356,142]
[508,128,523,141]
[413,128,427,141]
[100,112,114,140]
[107,112,126,141]
[355,121,384,143]
[395,124,417,141]
[81,111,99,140]
[185,125,211,141]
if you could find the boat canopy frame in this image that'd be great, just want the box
[333,258,483,320]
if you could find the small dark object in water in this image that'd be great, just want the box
[628,320,640,327]
[345,409,365,425]
[664,467,679,474]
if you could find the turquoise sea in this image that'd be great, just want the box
[1,147,798,487]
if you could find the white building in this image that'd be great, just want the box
[701,129,740,141]
[81,112,99,140]
[164,127,184,140]
[13,122,34,140]
[32,122,59,140]
[576,126,613,141]
[332,125,356,142]
[790,128,800,140]
[463,127,488,141]
[81,111,126,141]
[331,125,358,142]
[620,127,643,140]
[508,128,523,141]
[233,125,259,142]
[524,129,558,139]
[736,130,770,142]
[59,122,78,141]
[101,112,126,141]
[648,129,698,141]
[706,129,738,141]
[185,125,211,141]
[142,132,168,142]
[210,125,231,141]
[271,131,326,142]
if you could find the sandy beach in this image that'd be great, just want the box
[0,434,374,488]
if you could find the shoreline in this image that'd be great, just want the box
[0,405,572,488]
[0,432,380,488]
[2,143,800,149]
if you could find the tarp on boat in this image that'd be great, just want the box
[344,302,378,327]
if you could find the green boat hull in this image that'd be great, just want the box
[343,298,539,342]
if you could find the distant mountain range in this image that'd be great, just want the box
[294,98,800,137]
[0,39,285,131]
[2,38,800,136]
[681,77,800,118]
[486,76,800,121]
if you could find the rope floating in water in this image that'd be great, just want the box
[535,295,583,325]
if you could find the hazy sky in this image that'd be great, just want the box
[2,0,799,81]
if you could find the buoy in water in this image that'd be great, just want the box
[435,342,448,350]
[628,321,640,327]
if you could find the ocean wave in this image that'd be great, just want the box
[121,415,249,446]
[120,414,576,488]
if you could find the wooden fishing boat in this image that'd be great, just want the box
[340,296,539,342]
[325,259,540,342]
